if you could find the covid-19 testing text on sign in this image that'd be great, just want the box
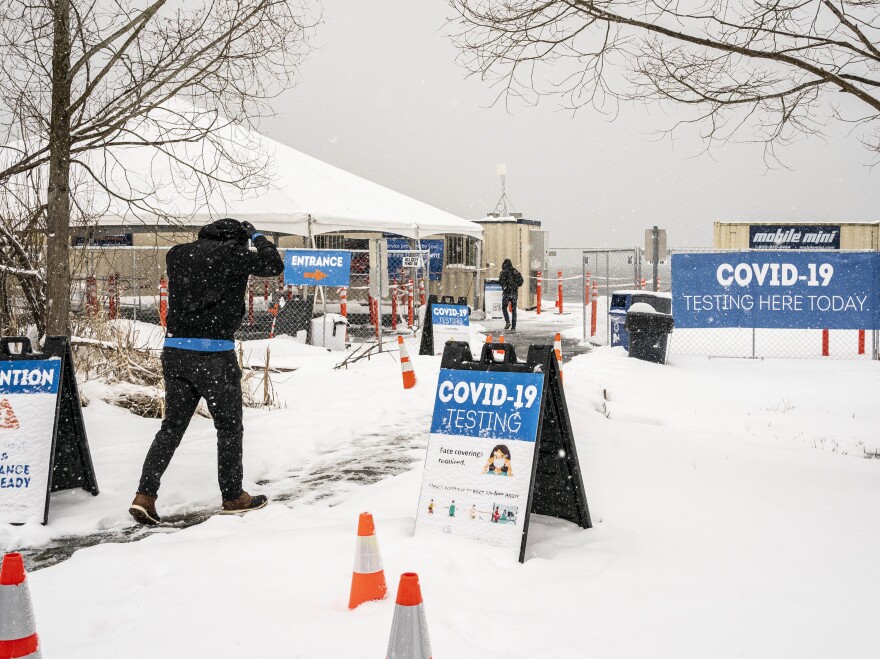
[416,369,544,557]
[284,249,351,287]
[671,251,880,329]
[429,304,470,354]
[0,359,61,524]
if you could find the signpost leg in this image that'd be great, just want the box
[822,329,829,357]
[858,329,865,355]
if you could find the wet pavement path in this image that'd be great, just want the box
[478,316,593,363]
[22,428,427,571]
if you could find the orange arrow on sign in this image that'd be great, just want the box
[303,270,328,282]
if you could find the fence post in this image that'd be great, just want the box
[536,271,542,315]
[391,282,398,331]
[418,278,426,306]
[340,287,348,342]
[159,275,168,328]
[408,278,414,329]
[557,270,563,314]
[108,274,118,320]
[590,280,598,337]
[822,329,829,357]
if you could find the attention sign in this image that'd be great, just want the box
[284,249,351,287]
[0,337,98,525]
[0,360,60,522]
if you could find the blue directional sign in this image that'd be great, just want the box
[284,249,351,287]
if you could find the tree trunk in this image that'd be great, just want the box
[46,0,72,336]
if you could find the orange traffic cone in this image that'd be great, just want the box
[397,336,417,389]
[386,573,432,659]
[0,398,20,429]
[0,553,42,659]
[348,512,387,609]
[494,333,505,361]
[554,332,564,385]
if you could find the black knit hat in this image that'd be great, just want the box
[198,218,247,243]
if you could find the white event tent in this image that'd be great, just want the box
[80,106,483,242]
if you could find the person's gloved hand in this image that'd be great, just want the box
[241,221,259,238]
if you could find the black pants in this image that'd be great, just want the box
[502,293,518,328]
[138,349,244,502]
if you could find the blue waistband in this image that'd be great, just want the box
[164,338,235,352]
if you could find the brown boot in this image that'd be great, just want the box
[129,493,161,525]
[221,491,268,515]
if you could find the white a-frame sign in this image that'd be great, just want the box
[0,336,98,525]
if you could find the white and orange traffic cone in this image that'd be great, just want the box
[348,512,387,609]
[0,552,42,659]
[386,572,432,659]
[494,333,506,361]
[397,335,417,389]
[554,332,564,385]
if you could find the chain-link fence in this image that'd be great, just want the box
[71,245,430,357]
[542,246,878,360]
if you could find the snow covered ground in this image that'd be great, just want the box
[4,330,880,658]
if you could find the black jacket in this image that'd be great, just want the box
[166,219,284,342]
[499,259,524,297]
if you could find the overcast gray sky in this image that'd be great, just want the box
[260,0,879,249]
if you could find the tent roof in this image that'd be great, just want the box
[43,106,483,240]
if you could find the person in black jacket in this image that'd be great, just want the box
[499,258,524,331]
[129,218,284,525]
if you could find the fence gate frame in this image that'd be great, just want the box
[580,248,640,344]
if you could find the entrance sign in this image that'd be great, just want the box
[749,225,841,250]
[429,304,470,354]
[416,342,592,562]
[672,251,880,329]
[0,337,98,525]
[284,249,351,287]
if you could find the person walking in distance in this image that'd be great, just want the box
[129,218,284,525]
[499,258,524,331]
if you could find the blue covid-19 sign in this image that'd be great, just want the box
[671,251,880,329]
[431,369,544,443]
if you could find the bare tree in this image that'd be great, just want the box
[0,0,318,335]
[449,0,880,159]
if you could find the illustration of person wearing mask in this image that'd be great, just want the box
[482,445,513,477]
[428,499,435,514]
[449,500,456,517]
